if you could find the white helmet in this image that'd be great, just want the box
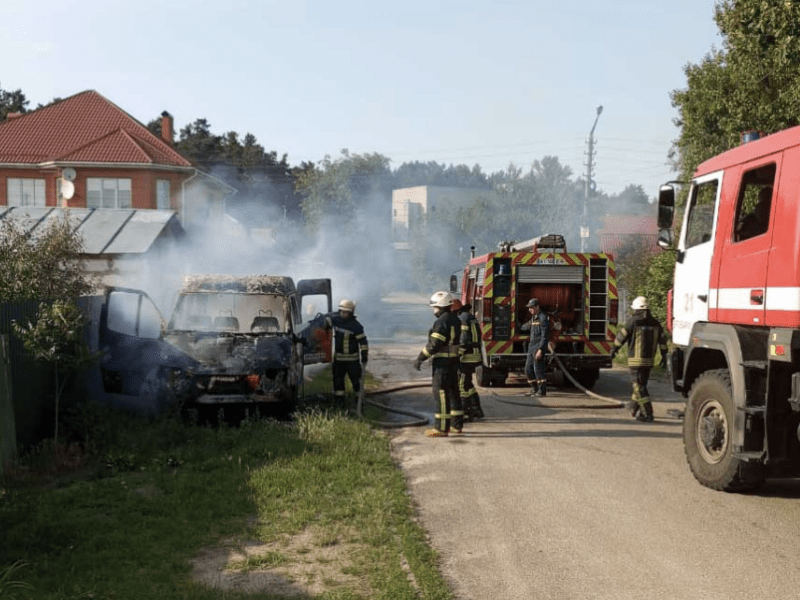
[631,296,648,310]
[429,291,454,308]
[338,299,356,312]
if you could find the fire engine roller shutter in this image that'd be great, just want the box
[517,265,584,283]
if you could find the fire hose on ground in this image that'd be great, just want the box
[351,352,626,429]
[487,352,625,410]
[357,381,431,428]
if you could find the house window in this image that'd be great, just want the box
[7,178,46,206]
[157,179,170,210]
[87,178,132,208]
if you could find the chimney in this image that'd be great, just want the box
[6,112,23,119]
[161,111,173,145]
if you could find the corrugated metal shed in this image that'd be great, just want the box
[0,207,183,255]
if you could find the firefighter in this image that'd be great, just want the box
[520,298,549,397]
[610,296,668,422]
[325,299,368,408]
[458,302,485,421]
[413,291,463,437]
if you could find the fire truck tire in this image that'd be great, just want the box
[476,365,492,387]
[569,368,599,390]
[683,369,765,492]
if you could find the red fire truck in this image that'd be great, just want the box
[658,127,800,491]
[456,234,618,389]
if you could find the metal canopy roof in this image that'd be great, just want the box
[0,207,183,255]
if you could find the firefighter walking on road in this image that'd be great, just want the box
[520,298,549,397]
[325,299,368,409]
[457,302,484,421]
[611,296,668,422]
[413,291,463,437]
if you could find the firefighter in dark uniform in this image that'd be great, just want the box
[413,291,463,437]
[611,296,668,422]
[325,299,368,408]
[457,302,484,421]
[520,298,549,397]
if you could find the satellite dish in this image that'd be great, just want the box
[61,180,75,200]
[62,167,76,181]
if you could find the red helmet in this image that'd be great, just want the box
[451,299,463,311]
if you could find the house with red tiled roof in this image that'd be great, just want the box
[0,90,241,301]
[0,89,234,229]
[597,213,658,255]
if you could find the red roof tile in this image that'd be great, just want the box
[0,90,192,168]
[598,214,656,235]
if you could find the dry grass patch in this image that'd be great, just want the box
[191,525,372,598]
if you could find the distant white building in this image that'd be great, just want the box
[391,185,487,251]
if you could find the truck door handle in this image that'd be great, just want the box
[750,289,764,305]
[697,294,707,303]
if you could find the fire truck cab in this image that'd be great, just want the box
[458,234,618,389]
[658,126,800,491]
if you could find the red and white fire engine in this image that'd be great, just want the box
[456,234,618,389]
[658,127,800,491]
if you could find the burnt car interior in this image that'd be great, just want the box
[169,293,287,333]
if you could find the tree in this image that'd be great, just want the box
[295,150,392,235]
[671,1,800,184]
[13,301,99,451]
[149,116,304,223]
[175,118,223,171]
[0,84,29,122]
[0,214,93,302]
[394,160,491,189]
[1,214,97,452]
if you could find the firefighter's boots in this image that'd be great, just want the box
[635,401,654,422]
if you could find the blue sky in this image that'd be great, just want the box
[1,0,721,197]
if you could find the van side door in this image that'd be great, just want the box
[296,278,332,365]
[296,278,332,315]
[99,287,167,413]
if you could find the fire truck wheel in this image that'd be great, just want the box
[476,365,492,387]
[683,369,764,492]
[569,368,599,390]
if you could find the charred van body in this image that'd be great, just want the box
[98,275,332,417]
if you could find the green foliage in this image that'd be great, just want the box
[0,561,34,599]
[1,409,453,599]
[0,83,29,122]
[295,150,393,235]
[12,301,97,371]
[12,299,101,450]
[671,0,800,181]
[393,161,490,189]
[636,250,675,326]
[0,214,93,303]
[434,156,584,256]
[1,214,96,449]
[147,116,302,224]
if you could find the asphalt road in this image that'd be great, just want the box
[367,333,800,600]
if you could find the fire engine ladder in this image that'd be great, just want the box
[588,259,608,339]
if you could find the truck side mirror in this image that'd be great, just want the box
[657,184,675,229]
[657,228,673,249]
[449,274,458,293]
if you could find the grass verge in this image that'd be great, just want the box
[0,377,451,599]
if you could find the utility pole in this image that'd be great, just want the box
[581,105,603,252]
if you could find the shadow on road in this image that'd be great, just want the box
[750,479,800,498]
